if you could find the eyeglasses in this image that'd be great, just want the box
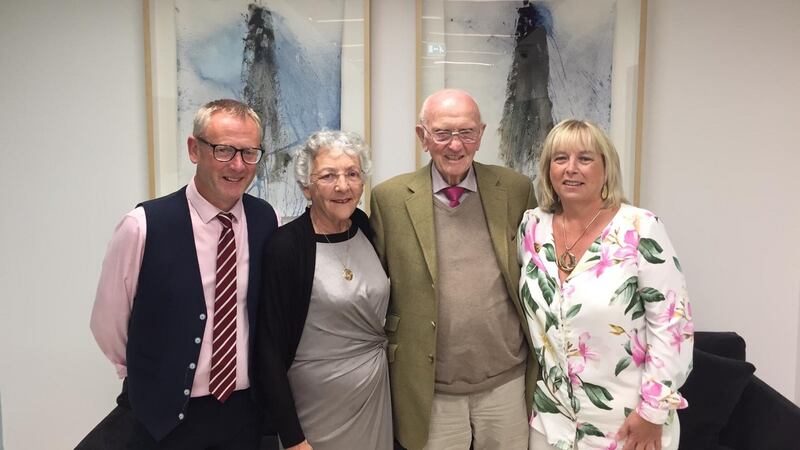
[421,125,480,144]
[311,169,364,185]
[196,136,264,165]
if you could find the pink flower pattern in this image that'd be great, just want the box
[518,205,693,449]
[614,229,639,264]
[631,329,664,368]
[523,217,546,272]
[592,244,615,277]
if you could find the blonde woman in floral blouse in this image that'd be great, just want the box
[518,120,693,450]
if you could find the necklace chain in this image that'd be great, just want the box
[314,215,354,281]
[557,208,603,273]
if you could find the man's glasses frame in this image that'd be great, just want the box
[196,136,265,165]
[420,124,480,144]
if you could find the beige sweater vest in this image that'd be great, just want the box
[433,192,527,394]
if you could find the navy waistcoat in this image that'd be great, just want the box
[125,187,277,441]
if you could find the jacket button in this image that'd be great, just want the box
[189,363,196,370]
[430,321,436,329]
[194,337,201,344]
[428,354,435,363]
[199,313,206,320]
[183,389,190,396]
[178,413,185,420]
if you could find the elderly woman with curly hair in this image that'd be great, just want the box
[518,120,693,450]
[255,131,392,450]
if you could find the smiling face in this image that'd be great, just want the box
[548,140,606,208]
[188,112,260,211]
[417,90,486,185]
[303,147,364,233]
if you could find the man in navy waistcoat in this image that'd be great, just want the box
[88,99,279,449]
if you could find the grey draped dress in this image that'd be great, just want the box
[286,229,392,449]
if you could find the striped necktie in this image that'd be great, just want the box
[210,212,237,402]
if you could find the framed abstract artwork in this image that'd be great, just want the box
[145,0,369,217]
[417,0,647,202]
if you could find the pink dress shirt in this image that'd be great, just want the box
[91,178,252,397]
[431,163,478,206]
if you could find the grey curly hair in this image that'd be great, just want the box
[294,130,372,188]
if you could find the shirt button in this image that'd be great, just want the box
[178,413,185,420]
[428,354,435,363]
[194,337,201,344]
[199,313,206,320]
[183,389,190,396]
[189,363,196,370]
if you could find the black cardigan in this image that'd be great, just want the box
[253,208,373,447]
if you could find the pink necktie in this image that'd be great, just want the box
[210,212,237,403]
[441,186,466,207]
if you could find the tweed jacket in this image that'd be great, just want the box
[369,162,538,450]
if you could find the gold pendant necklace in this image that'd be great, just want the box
[557,208,603,273]
[319,221,354,281]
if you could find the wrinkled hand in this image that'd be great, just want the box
[286,440,312,450]
[617,411,662,450]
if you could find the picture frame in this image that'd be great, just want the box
[144,0,370,217]
[416,0,647,203]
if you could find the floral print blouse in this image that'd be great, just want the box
[518,204,693,450]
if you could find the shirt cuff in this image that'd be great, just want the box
[636,379,688,425]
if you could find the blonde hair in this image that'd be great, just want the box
[536,119,627,213]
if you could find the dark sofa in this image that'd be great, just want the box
[678,331,800,450]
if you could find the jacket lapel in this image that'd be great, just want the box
[475,163,510,279]
[405,165,438,283]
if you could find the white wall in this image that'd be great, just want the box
[640,0,800,400]
[370,0,417,183]
[0,0,798,448]
[0,1,148,449]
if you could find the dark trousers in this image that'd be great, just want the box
[76,389,261,450]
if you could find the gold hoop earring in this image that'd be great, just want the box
[601,183,609,201]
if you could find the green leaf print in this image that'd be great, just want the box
[565,304,582,319]
[614,276,645,320]
[537,269,557,306]
[543,243,556,262]
[624,339,632,355]
[526,259,539,277]
[533,346,543,362]
[571,394,581,414]
[673,256,682,272]
[624,407,633,417]
[548,365,564,381]
[545,311,559,332]
[586,255,600,262]
[612,276,638,307]
[639,287,665,303]
[521,283,539,317]
[588,237,602,253]
[533,388,561,414]
[548,366,565,391]
[582,382,614,410]
[639,237,666,264]
[630,299,646,320]
[578,422,605,438]
[614,356,632,376]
